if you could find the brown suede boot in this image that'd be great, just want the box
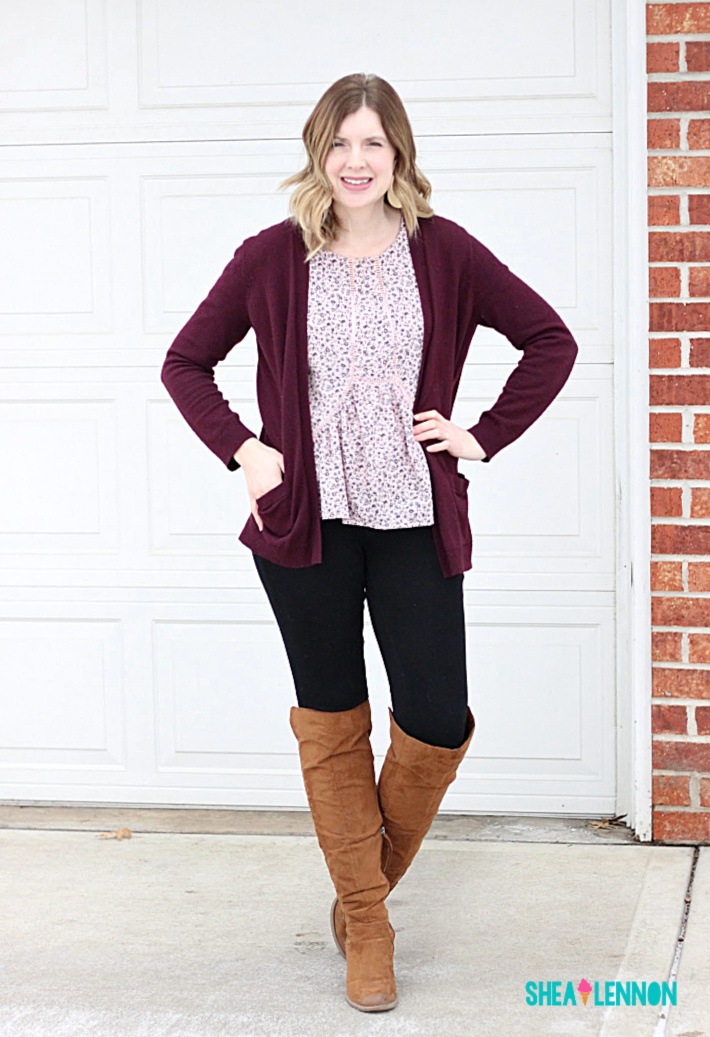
[329,830,392,960]
[330,705,475,957]
[290,700,397,1012]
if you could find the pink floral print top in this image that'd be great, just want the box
[307,213,435,529]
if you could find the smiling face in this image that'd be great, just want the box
[324,105,397,216]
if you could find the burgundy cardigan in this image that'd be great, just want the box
[160,213,578,577]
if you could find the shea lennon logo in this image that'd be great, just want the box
[525,979,677,1007]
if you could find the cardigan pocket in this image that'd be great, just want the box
[452,472,470,496]
[451,472,472,551]
[255,477,291,537]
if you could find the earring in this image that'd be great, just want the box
[386,175,402,209]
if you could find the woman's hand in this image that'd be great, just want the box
[413,410,487,461]
[233,437,285,531]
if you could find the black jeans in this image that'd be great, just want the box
[252,519,469,749]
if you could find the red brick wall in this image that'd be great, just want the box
[648,2,710,843]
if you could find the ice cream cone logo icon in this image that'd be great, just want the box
[578,979,592,1005]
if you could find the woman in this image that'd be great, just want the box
[161,73,578,1014]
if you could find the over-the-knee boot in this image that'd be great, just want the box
[290,699,397,1012]
[330,705,475,957]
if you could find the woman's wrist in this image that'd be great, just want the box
[466,431,488,461]
[233,436,261,467]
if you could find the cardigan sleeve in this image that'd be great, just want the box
[160,240,258,472]
[464,234,579,463]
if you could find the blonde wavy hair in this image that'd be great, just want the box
[279,73,435,261]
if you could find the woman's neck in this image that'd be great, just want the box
[328,205,401,257]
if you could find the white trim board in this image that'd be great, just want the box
[611,0,653,842]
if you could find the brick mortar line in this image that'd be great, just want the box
[653,768,709,774]
[652,698,710,704]
[649,806,710,812]
[652,732,710,740]
[658,644,708,652]
[653,659,710,666]
[651,519,710,524]
[647,36,710,43]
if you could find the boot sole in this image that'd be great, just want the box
[345,994,398,1012]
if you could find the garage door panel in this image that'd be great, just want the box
[451,604,615,811]
[153,617,297,769]
[0,398,119,553]
[425,136,612,359]
[364,600,614,813]
[456,370,614,575]
[138,0,603,109]
[141,176,282,333]
[0,178,112,335]
[0,616,125,766]
[0,0,107,112]
[147,393,260,555]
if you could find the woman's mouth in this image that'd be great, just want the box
[340,177,373,192]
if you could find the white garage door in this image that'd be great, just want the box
[0,0,617,815]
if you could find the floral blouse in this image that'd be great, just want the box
[306,213,435,529]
